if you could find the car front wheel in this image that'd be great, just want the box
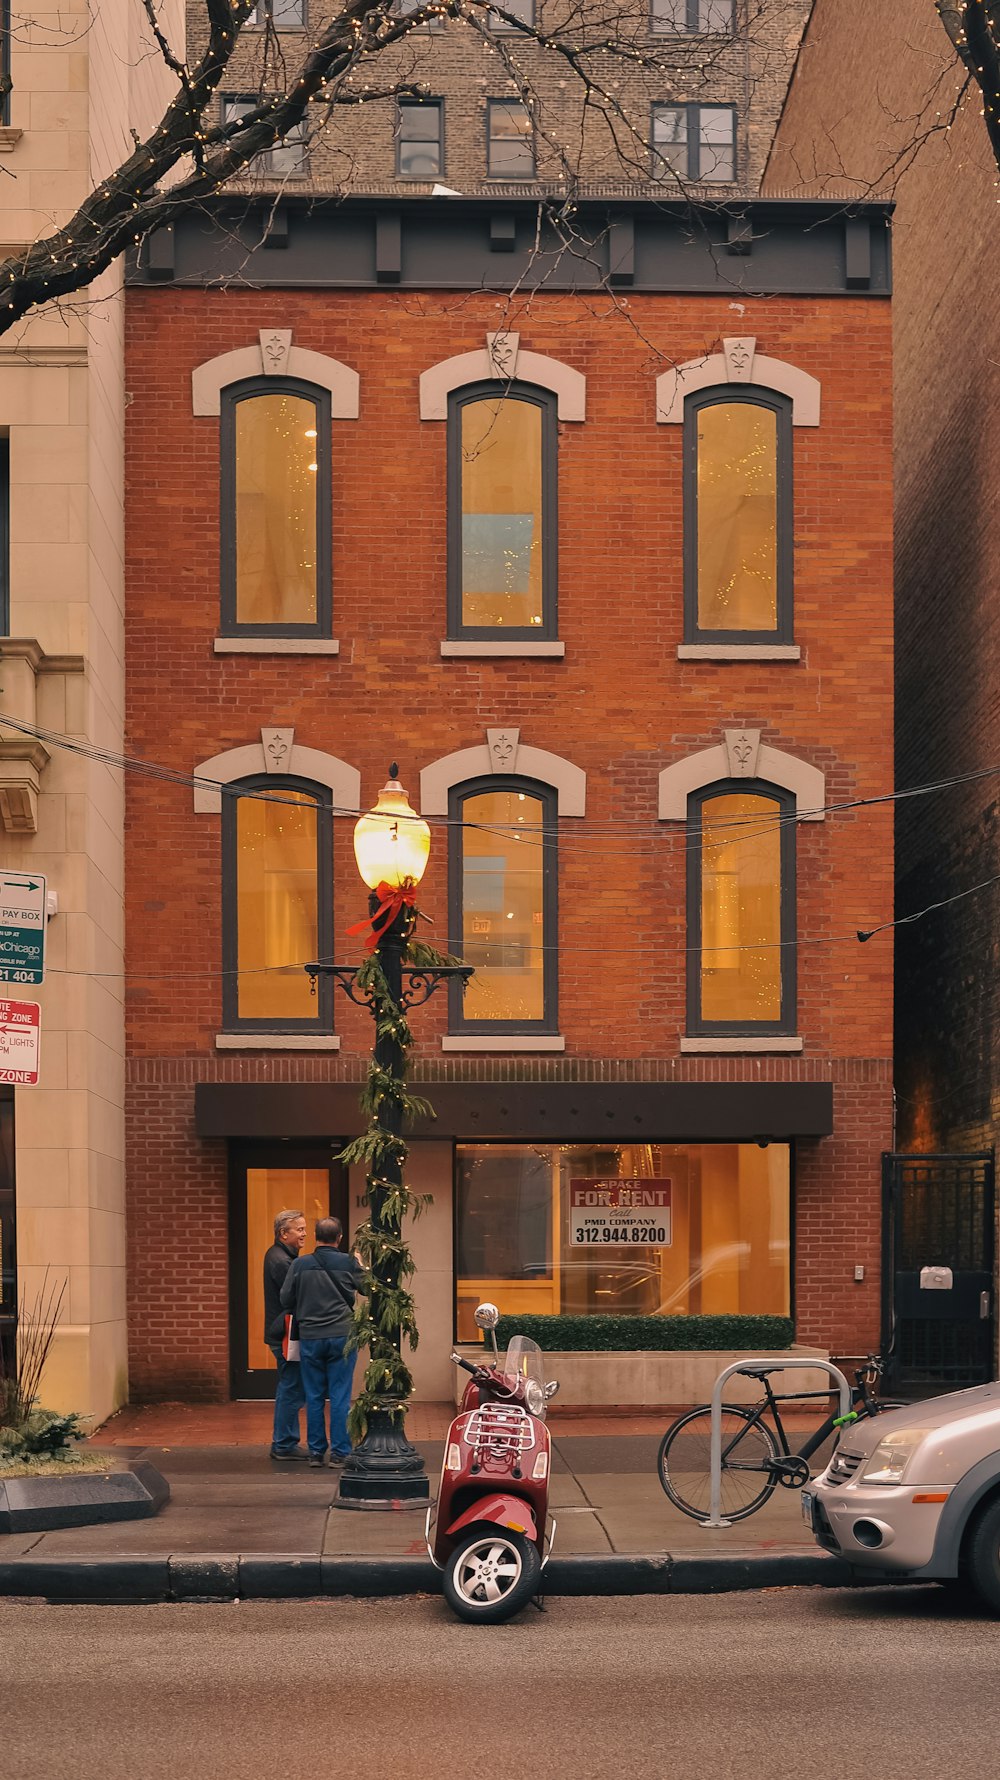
[965,1496,1000,1614]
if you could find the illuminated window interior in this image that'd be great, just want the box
[455,1142,790,1341]
[236,789,319,1021]
[235,391,319,626]
[460,396,543,628]
[700,791,782,1024]
[460,787,545,1022]
[245,1167,329,1372]
[696,401,778,632]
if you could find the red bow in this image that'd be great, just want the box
[346,880,417,954]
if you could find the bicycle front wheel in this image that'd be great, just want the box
[657,1405,779,1522]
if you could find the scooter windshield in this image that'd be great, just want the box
[502,1335,545,1395]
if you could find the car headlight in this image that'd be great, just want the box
[524,1379,545,1416]
[860,1429,927,1485]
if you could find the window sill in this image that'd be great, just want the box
[440,640,565,658]
[679,1036,804,1053]
[0,128,23,153]
[215,1033,341,1050]
[441,1034,566,1052]
[677,644,801,661]
[214,637,340,655]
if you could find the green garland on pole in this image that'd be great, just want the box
[338,938,460,1442]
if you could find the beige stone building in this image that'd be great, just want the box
[0,0,181,1419]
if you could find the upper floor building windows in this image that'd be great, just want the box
[447,382,557,639]
[396,0,444,28]
[397,100,444,178]
[221,95,308,177]
[651,0,734,31]
[685,387,792,643]
[487,99,535,179]
[490,0,534,26]
[449,777,557,1034]
[220,377,332,637]
[652,103,736,183]
[688,782,795,1035]
[223,776,334,1033]
[248,0,306,26]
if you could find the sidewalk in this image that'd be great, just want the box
[0,1403,854,1602]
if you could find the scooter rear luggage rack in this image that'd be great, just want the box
[466,1403,536,1458]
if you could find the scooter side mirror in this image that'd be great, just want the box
[545,1380,560,1399]
[473,1301,500,1364]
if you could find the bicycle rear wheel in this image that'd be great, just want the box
[657,1405,779,1522]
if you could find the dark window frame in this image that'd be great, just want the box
[486,96,536,180]
[650,101,737,183]
[221,773,335,1034]
[686,778,797,1037]
[446,379,558,641]
[447,775,559,1035]
[0,435,9,635]
[395,0,445,30]
[395,97,445,179]
[683,384,793,644]
[649,0,735,33]
[219,374,332,638]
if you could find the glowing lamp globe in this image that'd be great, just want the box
[353,765,431,891]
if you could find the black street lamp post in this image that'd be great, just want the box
[306,765,471,1509]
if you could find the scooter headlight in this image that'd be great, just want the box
[524,1379,545,1416]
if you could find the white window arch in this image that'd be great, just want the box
[193,729,360,814]
[420,729,586,816]
[419,332,586,422]
[192,329,360,417]
[656,335,820,426]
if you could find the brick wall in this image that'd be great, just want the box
[125,282,893,1399]
[766,1,1000,1159]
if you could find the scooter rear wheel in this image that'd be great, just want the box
[442,1525,541,1623]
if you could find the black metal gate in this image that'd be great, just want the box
[882,1152,995,1395]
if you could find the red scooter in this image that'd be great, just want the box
[427,1303,559,1622]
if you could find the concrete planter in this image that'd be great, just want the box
[0,1455,169,1535]
[454,1345,830,1410]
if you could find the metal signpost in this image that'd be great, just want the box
[0,872,47,986]
[0,998,41,1085]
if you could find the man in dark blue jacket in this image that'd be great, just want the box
[280,1216,366,1468]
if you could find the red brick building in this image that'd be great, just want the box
[124,197,894,1404]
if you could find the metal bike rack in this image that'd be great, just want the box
[703,1357,852,1527]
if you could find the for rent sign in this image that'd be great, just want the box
[0,998,40,1084]
[569,1178,672,1247]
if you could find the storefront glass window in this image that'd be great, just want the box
[458,394,544,629]
[233,389,320,627]
[695,399,778,632]
[699,791,782,1024]
[455,1141,790,1341]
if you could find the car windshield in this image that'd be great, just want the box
[502,1335,544,1394]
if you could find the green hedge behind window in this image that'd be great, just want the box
[494,1313,795,1352]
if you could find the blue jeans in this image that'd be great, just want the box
[268,1345,306,1453]
[299,1335,356,1458]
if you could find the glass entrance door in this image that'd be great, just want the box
[229,1142,346,1398]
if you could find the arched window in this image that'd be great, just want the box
[684,388,792,643]
[448,777,557,1031]
[222,775,333,1031]
[688,781,795,1034]
[220,377,332,636]
[447,382,557,639]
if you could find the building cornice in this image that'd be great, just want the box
[128,197,892,299]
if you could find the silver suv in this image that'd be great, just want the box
[803,1382,1000,1608]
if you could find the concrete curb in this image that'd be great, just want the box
[0,1548,856,1603]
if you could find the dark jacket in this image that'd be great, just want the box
[281,1246,366,1340]
[263,1239,299,1346]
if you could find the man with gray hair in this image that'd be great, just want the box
[263,1209,307,1460]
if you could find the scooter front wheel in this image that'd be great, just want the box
[442,1525,541,1623]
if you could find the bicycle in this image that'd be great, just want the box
[656,1355,898,1523]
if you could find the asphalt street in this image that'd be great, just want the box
[1,1587,997,1780]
